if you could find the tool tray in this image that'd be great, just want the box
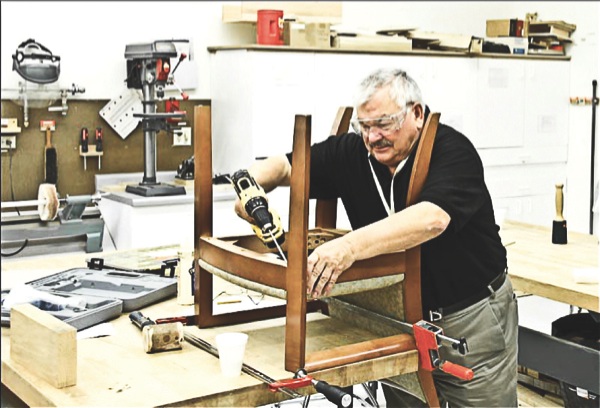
[1,268,177,330]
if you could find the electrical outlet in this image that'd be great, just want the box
[173,127,192,146]
[1,136,16,150]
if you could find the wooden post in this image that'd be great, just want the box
[194,105,215,327]
[285,114,311,371]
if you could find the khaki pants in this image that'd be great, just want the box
[383,276,519,407]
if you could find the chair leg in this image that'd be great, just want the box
[418,369,440,408]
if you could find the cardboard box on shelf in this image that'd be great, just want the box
[486,19,524,37]
[284,21,331,48]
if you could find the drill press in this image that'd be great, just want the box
[124,40,188,197]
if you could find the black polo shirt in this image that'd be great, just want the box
[286,109,507,313]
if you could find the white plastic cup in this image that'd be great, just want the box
[215,332,248,377]
[177,248,195,305]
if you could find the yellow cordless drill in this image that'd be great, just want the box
[230,169,286,259]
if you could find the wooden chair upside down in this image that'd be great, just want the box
[192,105,441,407]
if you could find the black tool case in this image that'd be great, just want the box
[1,268,177,330]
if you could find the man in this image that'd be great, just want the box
[235,68,518,407]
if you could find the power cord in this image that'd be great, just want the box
[97,202,118,250]
[1,239,29,257]
[1,140,31,256]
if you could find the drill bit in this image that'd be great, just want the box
[268,230,287,262]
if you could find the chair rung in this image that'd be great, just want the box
[305,333,416,372]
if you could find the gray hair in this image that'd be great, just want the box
[354,68,424,112]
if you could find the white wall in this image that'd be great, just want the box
[0,1,255,98]
[1,1,598,233]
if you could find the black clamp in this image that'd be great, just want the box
[87,257,105,270]
[160,259,178,278]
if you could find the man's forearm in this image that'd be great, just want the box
[248,155,291,193]
[343,201,450,261]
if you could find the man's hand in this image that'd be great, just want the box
[306,238,356,298]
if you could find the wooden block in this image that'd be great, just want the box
[10,303,77,388]
[1,118,21,134]
[486,19,512,37]
[79,144,104,157]
[172,178,194,188]
[284,22,331,48]
[333,34,412,52]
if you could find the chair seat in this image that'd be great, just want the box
[199,258,404,299]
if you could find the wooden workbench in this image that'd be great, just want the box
[500,220,599,312]
[1,221,597,406]
[0,250,417,407]
[500,220,599,397]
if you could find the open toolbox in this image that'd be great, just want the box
[1,266,177,331]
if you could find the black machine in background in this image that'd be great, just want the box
[175,155,232,186]
[175,155,194,180]
[124,39,189,197]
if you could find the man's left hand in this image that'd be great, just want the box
[306,238,355,298]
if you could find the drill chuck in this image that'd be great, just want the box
[245,196,273,231]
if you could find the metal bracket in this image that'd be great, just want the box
[99,89,143,139]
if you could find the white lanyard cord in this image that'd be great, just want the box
[368,154,408,216]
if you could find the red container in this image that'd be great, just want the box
[257,9,284,45]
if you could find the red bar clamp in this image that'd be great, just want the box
[413,320,474,381]
[268,376,313,392]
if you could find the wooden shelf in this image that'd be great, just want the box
[207,44,571,60]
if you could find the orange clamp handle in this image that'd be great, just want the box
[440,361,474,381]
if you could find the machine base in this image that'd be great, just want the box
[125,183,186,197]
[1,213,104,258]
